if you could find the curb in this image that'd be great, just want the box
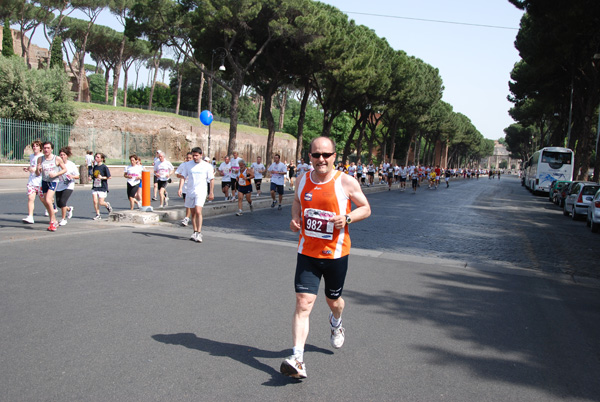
[108,183,394,224]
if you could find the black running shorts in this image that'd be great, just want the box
[294,253,349,299]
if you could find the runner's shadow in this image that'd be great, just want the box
[133,231,187,241]
[152,332,332,386]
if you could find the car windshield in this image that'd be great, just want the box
[582,186,600,196]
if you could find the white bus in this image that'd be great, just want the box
[525,147,574,193]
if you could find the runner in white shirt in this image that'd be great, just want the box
[176,152,193,225]
[218,155,233,201]
[349,162,358,178]
[22,140,43,224]
[399,165,408,191]
[154,151,174,208]
[250,156,266,197]
[85,151,94,178]
[55,146,80,226]
[268,153,287,210]
[230,151,242,200]
[124,154,144,210]
[296,158,309,181]
[366,160,376,187]
[176,147,215,243]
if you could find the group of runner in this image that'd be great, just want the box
[22,140,112,230]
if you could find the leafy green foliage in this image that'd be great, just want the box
[2,20,15,57]
[49,35,64,69]
[127,83,174,108]
[0,56,77,125]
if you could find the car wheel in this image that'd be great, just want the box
[571,206,578,220]
[563,204,570,216]
[592,220,599,233]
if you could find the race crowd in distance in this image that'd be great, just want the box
[20,139,503,234]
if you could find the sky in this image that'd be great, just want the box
[21,0,524,140]
[320,0,525,140]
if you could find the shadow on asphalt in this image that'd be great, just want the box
[151,333,332,386]
[344,270,600,400]
[133,231,189,241]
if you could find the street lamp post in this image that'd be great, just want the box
[207,48,226,159]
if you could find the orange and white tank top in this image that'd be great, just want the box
[297,170,351,259]
[238,168,251,186]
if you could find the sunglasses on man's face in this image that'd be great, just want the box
[310,152,335,159]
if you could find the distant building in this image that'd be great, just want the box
[0,25,89,101]
[480,141,520,170]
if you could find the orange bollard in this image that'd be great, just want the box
[142,170,151,207]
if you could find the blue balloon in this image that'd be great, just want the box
[200,110,214,126]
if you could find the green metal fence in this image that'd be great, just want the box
[0,119,157,165]
[0,118,71,163]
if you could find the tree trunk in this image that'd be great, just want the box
[112,35,126,107]
[198,71,206,117]
[123,66,129,107]
[264,90,276,168]
[148,49,160,110]
[257,96,263,128]
[104,65,111,104]
[355,119,367,163]
[341,120,359,163]
[175,70,183,115]
[226,80,244,156]
[76,19,95,102]
[278,87,287,131]
[296,80,310,162]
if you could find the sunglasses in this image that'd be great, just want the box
[310,152,335,159]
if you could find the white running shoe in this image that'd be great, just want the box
[44,209,49,217]
[236,209,243,216]
[93,214,102,221]
[181,217,190,226]
[58,219,68,226]
[67,206,73,219]
[190,232,197,241]
[329,313,345,349]
[195,232,203,243]
[280,356,307,379]
[22,216,34,224]
[271,200,276,208]
[105,202,113,213]
[249,203,253,212]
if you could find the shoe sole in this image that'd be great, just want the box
[280,361,306,379]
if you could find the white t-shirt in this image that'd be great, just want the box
[219,162,232,182]
[85,153,94,167]
[56,160,79,192]
[296,163,309,177]
[251,162,265,179]
[268,162,287,185]
[125,164,143,186]
[28,153,42,186]
[154,160,174,181]
[230,157,242,179]
[178,160,214,196]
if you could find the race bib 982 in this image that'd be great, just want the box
[303,208,335,240]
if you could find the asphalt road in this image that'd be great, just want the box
[1,175,599,401]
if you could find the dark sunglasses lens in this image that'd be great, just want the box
[311,152,333,159]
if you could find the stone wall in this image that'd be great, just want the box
[72,109,298,163]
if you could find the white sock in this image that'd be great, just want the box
[292,346,304,362]
[330,314,342,328]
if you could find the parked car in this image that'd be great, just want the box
[549,180,570,203]
[556,181,580,207]
[563,182,600,220]
[586,188,600,233]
